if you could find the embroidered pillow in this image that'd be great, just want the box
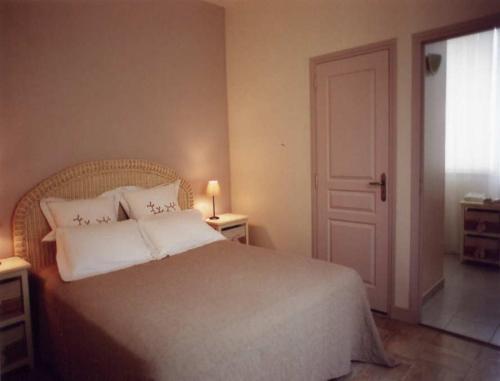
[120,180,180,219]
[40,196,119,242]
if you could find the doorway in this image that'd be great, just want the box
[418,25,500,344]
[310,40,396,313]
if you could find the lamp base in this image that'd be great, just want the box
[209,216,220,220]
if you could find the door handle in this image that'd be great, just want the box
[368,173,386,202]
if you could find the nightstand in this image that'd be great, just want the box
[206,213,249,245]
[0,257,33,374]
[460,200,500,266]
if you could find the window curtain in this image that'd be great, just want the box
[444,28,500,254]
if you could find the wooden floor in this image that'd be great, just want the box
[340,314,500,380]
[4,315,500,381]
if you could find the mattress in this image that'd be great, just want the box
[34,240,392,381]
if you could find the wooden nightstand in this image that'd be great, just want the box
[206,213,249,245]
[460,200,500,266]
[0,257,34,374]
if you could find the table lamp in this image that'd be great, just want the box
[207,180,220,220]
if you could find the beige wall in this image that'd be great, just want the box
[0,0,230,258]
[421,41,446,298]
[222,0,500,309]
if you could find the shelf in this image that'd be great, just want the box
[0,314,25,329]
[461,201,500,210]
[464,231,500,239]
[462,256,500,266]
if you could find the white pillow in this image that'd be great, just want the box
[121,180,181,219]
[138,209,225,259]
[55,220,154,282]
[40,196,119,242]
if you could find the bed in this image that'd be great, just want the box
[12,159,392,380]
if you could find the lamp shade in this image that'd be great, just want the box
[207,180,220,197]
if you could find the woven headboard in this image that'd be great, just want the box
[12,159,193,272]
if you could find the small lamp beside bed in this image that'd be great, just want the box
[207,180,220,220]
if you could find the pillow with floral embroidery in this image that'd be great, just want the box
[40,196,119,242]
[120,180,180,219]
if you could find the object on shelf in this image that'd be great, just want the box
[463,192,486,203]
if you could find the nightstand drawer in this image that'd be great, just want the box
[0,322,27,369]
[0,279,23,321]
[221,224,246,241]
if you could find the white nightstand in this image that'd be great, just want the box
[206,213,249,245]
[0,257,34,374]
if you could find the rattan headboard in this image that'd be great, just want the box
[12,159,193,272]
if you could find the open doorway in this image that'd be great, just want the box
[420,27,500,344]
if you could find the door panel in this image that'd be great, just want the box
[329,190,376,213]
[315,49,390,312]
[329,220,376,284]
[328,70,375,179]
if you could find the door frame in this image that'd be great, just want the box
[410,13,500,323]
[310,39,397,316]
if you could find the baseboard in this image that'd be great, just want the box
[421,277,445,305]
[390,306,419,323]
[389,277,444,324]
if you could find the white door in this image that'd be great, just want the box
[314,48,391,312]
